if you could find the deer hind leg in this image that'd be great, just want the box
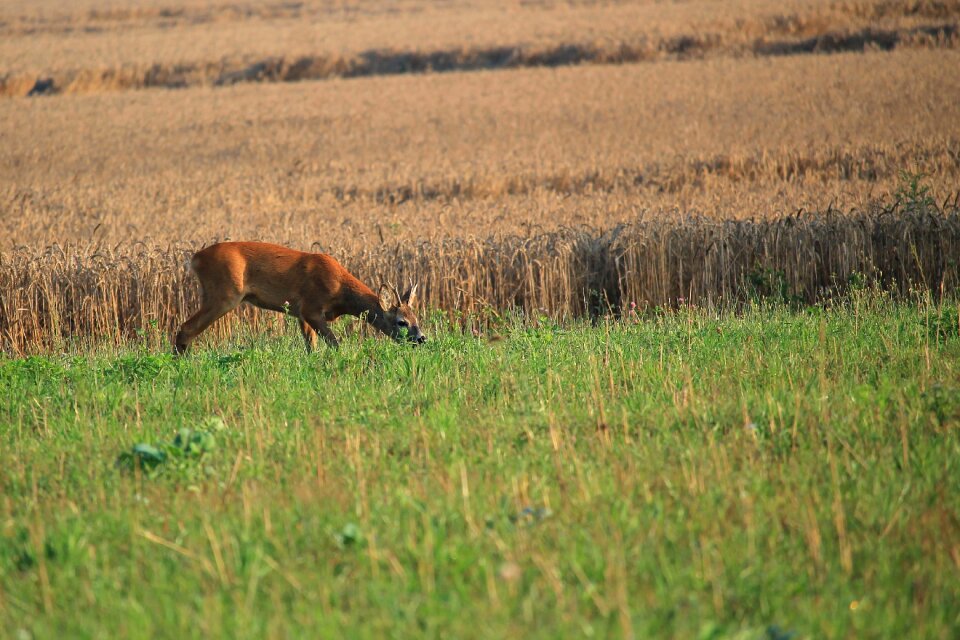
[174,293,243,354]
[299,317,317,352]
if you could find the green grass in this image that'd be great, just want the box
[2,295,960,639]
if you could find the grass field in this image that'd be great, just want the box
[2,295,959,638]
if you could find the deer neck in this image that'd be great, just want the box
[342,282,392,335]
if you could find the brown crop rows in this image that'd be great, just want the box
[1,0,959,352]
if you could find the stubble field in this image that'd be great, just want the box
[2,0,960,637]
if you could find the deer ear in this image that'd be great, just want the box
[402,283,418,306]
[378,284,394,309]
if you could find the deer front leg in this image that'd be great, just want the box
[303,312,340,349]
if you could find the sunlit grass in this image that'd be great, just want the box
[2,296,959,638]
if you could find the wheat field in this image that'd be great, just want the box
[2,0,957,95]
[1,0,959,352]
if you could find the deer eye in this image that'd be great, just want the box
[397,319,408,327]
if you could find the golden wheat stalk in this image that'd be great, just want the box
[1,200,958,354]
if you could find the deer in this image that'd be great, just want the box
[173,241,425,354]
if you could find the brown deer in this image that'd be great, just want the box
[173,241,425,354]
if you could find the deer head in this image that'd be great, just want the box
[377,283,425,344]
